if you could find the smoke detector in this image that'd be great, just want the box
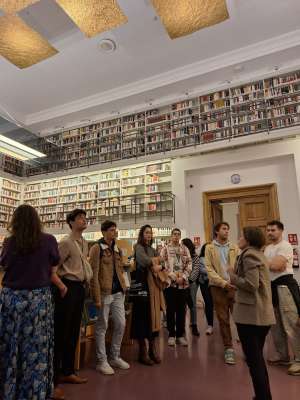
[98,39,117,53]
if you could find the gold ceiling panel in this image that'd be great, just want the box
[0,14,58,69]
[151,0,229,39]
[55,0,128,38]
[0,0,39,13]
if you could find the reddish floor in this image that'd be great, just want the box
[61,312,299,400]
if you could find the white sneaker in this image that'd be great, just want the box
[177,337,188,346]
[168,337,176,346]
[96,361,115,375]
[205,326,213,335]
[109,358,130,370]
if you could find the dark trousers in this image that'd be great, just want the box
[236,324,272,400]
[165,287,188,338]
[200,280,214,327]
[53,279,85,383]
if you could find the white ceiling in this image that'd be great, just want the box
[1,0,300,135]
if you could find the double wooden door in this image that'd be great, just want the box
[204,184,279,241]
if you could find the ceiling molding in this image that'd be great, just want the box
[25,28,300,128]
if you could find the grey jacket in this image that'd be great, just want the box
[230,247,275,326]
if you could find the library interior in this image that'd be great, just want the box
[0,1,300,400]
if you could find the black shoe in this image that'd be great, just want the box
[191,325,200,337]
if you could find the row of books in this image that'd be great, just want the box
[17,69,300,177]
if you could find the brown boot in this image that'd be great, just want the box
[138,339,154,366]
[50,386,65,400]
[149,338,161,364]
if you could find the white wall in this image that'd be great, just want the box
[184,156,300,241]
[172,139,300,282]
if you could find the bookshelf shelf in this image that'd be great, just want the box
[20,160,173,229]
[3,70,300,177]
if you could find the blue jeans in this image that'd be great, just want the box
[95,292,126,363]
[189,280,214,327]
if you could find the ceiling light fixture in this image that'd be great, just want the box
[0,14,58,68]
[98,38,116,53]
[55,0,128,38]
[151,0,229,39]
[0,133,46,161]
[0,0,39,13]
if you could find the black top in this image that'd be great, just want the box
[0,233,60,290]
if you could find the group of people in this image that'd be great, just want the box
[0,204,300,400]
[204,220,300,400]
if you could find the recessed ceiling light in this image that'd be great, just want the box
[98,38,117,53]
[274,66,280,71]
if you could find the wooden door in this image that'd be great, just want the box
[211,201,223,225]
[239,195,271,232]
[203,184,280,241]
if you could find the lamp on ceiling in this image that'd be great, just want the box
[151,0,229,39]
[0,134,46,161]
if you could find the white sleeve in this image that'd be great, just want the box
[277,242,293,263]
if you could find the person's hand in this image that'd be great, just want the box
[59,284,68,298]
[152,264,162,273]
[95,303,101,309]
[225,282,236,291]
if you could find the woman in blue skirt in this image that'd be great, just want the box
[0,205,65,400]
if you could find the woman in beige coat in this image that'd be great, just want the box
[228,226,275,400]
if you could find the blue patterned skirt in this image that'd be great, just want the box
[0,286,54,400]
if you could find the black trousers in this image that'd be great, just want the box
[53,279,85,383]
[236,324,272,400]
[164,287,188,338]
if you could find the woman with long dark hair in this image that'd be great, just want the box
[182,239,214,336]
[131,225,166,365]
[0,205,65,400]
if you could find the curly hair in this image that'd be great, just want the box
[8,204,43,254]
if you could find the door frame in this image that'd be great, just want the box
[203,183,280,241]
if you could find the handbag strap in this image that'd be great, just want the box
[73,239,88,281]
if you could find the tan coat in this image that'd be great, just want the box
[89,240,127,306]
[147,271,167,332]
[205,242,239,288]
[230,247,275,326]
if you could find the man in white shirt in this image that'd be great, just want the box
[264,220,300,376]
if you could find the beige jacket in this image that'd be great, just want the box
[89,240,127,306]
[230,247,275,326]
[58,234,89,282]
[205,242,239,288]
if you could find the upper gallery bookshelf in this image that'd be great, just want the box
[0,177,22,228]
[23,160,173,229]
[5,69,300,177]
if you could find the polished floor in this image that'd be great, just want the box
[61,311,299,400]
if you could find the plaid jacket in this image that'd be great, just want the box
[160,243,192,289]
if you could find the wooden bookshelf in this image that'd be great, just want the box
[23,160,173,228]
[0,178,22,228]
[5,69,300,178]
